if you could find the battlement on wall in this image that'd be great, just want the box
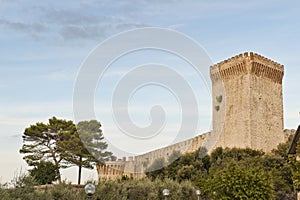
[134,133,208,164]
[210,52,284,83]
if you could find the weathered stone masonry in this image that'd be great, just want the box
[211,52,285,152]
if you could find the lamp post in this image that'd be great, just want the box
[84,183,95,200]
[213,191,216,200]
[163,189,169,200]
[196,189,201,200]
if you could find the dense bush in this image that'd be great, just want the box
[29,161,58,185]
[94,178,197,200]
[147,144,296,199]
[0,178,198,200]
[1,182,86,200]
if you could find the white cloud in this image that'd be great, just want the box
[43,69,77,81]
[0,101,73,126]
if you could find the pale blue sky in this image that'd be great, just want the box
[0,0,299,183]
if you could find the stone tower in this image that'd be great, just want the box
[210,52,284,152]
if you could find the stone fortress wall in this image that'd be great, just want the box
[97,52,296,180]
[97,133,209,180]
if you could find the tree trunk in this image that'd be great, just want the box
[56,167,61,183]
[78,156,82,185]
[53,158,61,183]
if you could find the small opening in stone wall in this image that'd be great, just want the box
[216,95,223,103]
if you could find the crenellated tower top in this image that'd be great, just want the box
[210,52,284,84]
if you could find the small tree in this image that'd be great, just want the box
[29,161,58,185]
[63,120,114,184]
[20,117,77,183]
[176,165,195,181]
[289,137,300,192]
